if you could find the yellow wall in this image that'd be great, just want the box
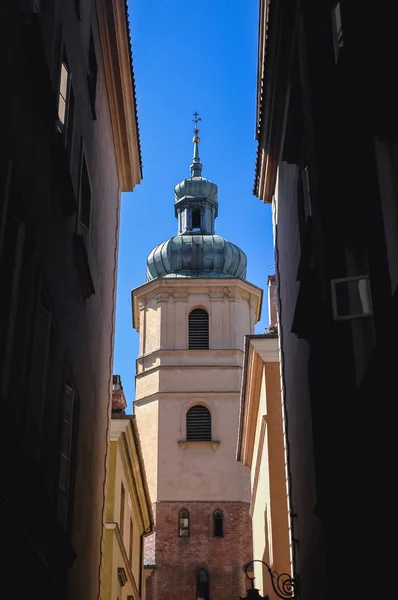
[102,418,152,600]
[238,338,292,600]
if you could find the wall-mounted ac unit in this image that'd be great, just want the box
[331,275,372,321]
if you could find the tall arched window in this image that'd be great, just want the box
[179,508,189,537]
[191,208,201,230]
[189,308,209,349]
[186,405,211,441]
[196,569,209,600]
[213,509,224,537]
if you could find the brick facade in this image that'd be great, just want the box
[146,501,253,600]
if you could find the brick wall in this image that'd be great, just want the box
[146,501,253,600]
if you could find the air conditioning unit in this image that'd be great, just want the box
[331,275,372,321]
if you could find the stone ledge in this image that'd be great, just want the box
[178,440,220,450]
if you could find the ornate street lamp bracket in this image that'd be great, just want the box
[241,559,299,600]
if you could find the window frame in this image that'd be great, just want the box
[57,375,79,532]
[178,508,190,537]
[196,569,210,600]
[186,404,212,442]
[213,509,224,538]
[188,307,209,350]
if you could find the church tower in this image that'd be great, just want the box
[132,121,262,600]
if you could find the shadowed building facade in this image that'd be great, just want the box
[0,1,141,599]
[253,1,398,599]
[131,128,262,600]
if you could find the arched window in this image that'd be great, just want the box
[196,569,209,600]
[186,405,211,441]
[189,308,209,349]
[179,508,189,537]
[192,208,201,230]
[213,509,224,537]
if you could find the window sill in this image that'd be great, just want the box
[178,440,220,451]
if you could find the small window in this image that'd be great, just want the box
[179,508,189,537]
[120,483,125,539]
[87,31,98,118]
[197,569,209,600]
[332,2,344,63]
[58,379,79,530]
[192,208,201,230]
[189,308,209,349]
[186,405,211,441]
[213,509,224,537]
[58,55,70,130]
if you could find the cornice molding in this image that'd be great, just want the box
[132,278,263,331]
[96,0,141,191]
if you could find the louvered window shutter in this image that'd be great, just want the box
[186,405,211,441]
[189,309,209,349]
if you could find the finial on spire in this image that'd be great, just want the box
[193,111,202,136]
[191,111,202,177]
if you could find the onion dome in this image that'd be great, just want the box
[146,117,247,281]
[146,235,247,280]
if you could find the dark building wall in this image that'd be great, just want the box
[0,1,135,598]
[273,163,327,600]
[150,501,252,600]
[255,1,398,598]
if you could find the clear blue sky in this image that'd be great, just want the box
[114,0,274,411]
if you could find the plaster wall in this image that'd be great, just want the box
[134,400,159,502]
[157,394,251,501]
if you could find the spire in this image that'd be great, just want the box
[190,111,202,177]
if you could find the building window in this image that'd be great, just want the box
[120,483,125,539]
[58,379,79,530]
[57,53,70,131]
[188,308,209,349]
[192,208,201,230]
[87,30,98,118]
[186,405,211,441]
[129,519,133,566]
[179,508,189,537]
[331,2,344,63]
[213,510,224,537]
[78,152,91,247]
[197,569,209,600]
[57,51,75,161]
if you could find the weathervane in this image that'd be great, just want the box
[193,111,202,135]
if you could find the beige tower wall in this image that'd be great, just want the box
[157,394,251,501]
[133,278,262,506]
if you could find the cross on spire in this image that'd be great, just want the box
[193,111,202,134]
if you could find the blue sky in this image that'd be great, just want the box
[114,0,274,411]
